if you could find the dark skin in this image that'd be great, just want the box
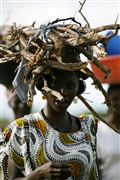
[97,86,120,176]
[44,70,81,132]
[107,87,120,132]
[8,70,81,179]
[6,88,31,119]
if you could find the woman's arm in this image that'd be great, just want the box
[8,158,25,180]
[8,158,73,180]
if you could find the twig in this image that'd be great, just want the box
[48,17,81,26]
[84,68,111,107]
[42,60,87,71]
[77,94,120,133]
[80,48,111,77]
[93,24,120,33]
[42,87,64,101]
[79,0,90,28]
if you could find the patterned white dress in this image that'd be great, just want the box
[0,111,99,180]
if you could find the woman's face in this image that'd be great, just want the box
[46,70,79,112]
[108,89,120,114]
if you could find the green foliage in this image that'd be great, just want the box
[0,119,10,129]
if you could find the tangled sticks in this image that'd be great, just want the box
[0,3,120,126]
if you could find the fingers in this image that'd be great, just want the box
[37,161,73,180]
[60,168,73,179]
[50,162,73,179]
[50,167,72,174]
[51,162,69,168]
[44,172,61,180]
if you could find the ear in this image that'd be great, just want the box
[79,71,88,80]
[77,80,86,95]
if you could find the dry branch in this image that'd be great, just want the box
[84,68,111,107]
[0,0,120,111]
[42,60,87,71]
[77,94,120,134]
[42,87,64,101]
[79,0,90,28]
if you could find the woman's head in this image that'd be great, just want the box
[107,84,120,114]
[9,20,108,111]
[36,69,86,112]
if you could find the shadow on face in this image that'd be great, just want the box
[45,69,80,112]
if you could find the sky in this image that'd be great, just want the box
[0,0,120,121]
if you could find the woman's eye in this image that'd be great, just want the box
[56,83,61,88]
[67,83,76,90]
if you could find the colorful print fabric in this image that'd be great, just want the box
[0,112,99,180]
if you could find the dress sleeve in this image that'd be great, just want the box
[86,115,99,179]
[0,118,33,179]
[86,115,98,138]
[80,114,98,140]
[80,114,99,179]
[0,113,47,179]
[0,121,15,180]
[83,115,98,155]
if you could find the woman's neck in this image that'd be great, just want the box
[43,104,69,129]
[42,104,81,133]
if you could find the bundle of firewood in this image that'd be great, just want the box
[0,0,119,124]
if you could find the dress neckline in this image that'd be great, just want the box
[40,109,82,134]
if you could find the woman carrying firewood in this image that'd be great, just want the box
[0,6,120,179]
[5,67,99,180]
[0,28,99,179]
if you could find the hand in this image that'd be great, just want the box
[32,161,73,180]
